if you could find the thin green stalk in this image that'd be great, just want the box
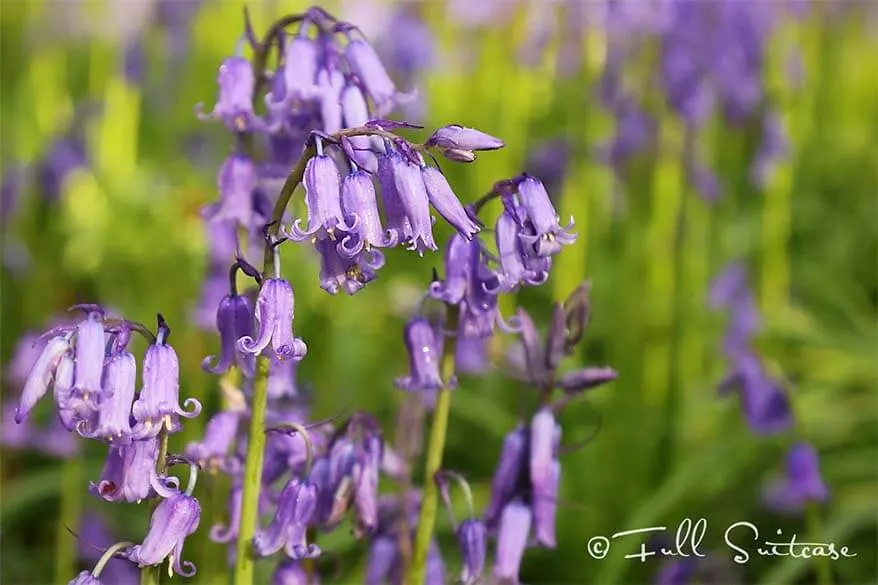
[141,429,170,585]
[408,308,459,585]
[233,356,270,585]
[54,457,83,585]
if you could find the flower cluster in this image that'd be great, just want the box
[12,308,205,581]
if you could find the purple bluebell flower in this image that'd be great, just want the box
[396,318,451,407]
[70,311,107,412]
[457,519,487,584]
[708,262,748,309]
[493,499,532,582]
[55,353,85,430]
[353,434,383,536]
[654,557,699,585]
[557,367,619,394]
[529,408,561,493]
[131,340,201,439]
[253,477,321,559]
[377,151,413,243]
[91,436,178,503]
[315,236,382,295]
[720,351,792,435]
[494,208,549,291]
[764,443,829,514]
[15,335,71,423]
[77,348,136,444]
[69,571,103,585]
[339,169,398,254]
[340,81,379,169]
[317,65,346,135]
[202,293,256,377]
[751,111,789,190]
[184,411,240,473]
[459,244,521,339]
[421,166,480,240]
[516,175,576,257]
[126,492,200,577]
[272,559,316,585]
[287,154,353,241]
[532,459,560,548]
[427,125,504,152]
[203,154,257,228]
[429,234,472,304]
[268,34,320,109]
[390,153,436,255]
[2,403,31,447]
[365,534,397,585]
[344,38,411,116]
[197,56,272,132]
[237,278,307,361]
[37,137,88,201]
[484,426,528,529]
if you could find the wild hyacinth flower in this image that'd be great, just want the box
[429,234,471,304]
[764,443,829,513]
[515,175,576,257]
[268,33,321,110]
[70,311,107,412]
[237,278,307,362]
[131,336,201,439]
[202,293,256,377]
[315,235,381,295]
[457,519,487,585]
[719,350,792,435]
[184,411,241,473]
[253,477,321,559]
[126,492,200,577]
[203,154,258,228]
[287,154,353,241]
[494,207,549,292]
[344,37,411,116]
[493,499,532,582]
[272,559,314,585]
[532,460,560,548]
[77,346,137,444]
[390,152,437,255]
[484,426,528,529]
[339,169,398,254]
[377,151,414,243]
[15,334,71,423]
[421,166,480,240]
[196,56,273,132]
[395,318,451,408]
[91,436,178,503]
[427,125,504,153]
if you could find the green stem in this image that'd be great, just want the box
[141,429,169,585]
[408,307,459,585]
[54,457,83,585]
[233,355,270,585]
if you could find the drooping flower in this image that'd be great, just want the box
[15,335,71,423]
[557,367,619,394]
[344,38,411,116]
[515,175,576,257]
[268,34,321,109]
[429,234,472,304]
[196,56,273,132]
[377,151,413,243]
[529,408,561,493]
[764,442,829,514]
[426,125,504,152]
[253,477,321,560]
[77,348,137,444]
[287,154,353,241]
[457,519,487,584]
[339,169,398,255]
[202,293,256,377]
[395,318,451,408]
[484,426,528,529]
[203,154,257,228]
[237,278,308,362]
[91,437,179,503]
[532,459,560,548]
[126,492,200,577]
[70,311,108,412]
[719,350,792,435]
[389,152,436,255]
[493,499,532,582]
[494,208,549,292]
[421,166,480,240]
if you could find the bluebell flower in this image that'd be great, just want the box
[484,426,528,529]
[493,499,532,583]
[396,318,452,407]
[421,166,480,240]
[203,154,257,228]
[344,38,413,116]
[202,293,256,377]
[253,477,321,560]
[457,519,487,585]
[15,334,71,423]
[126,492,200,577]
[287,154,354,242]
[237,278,308,362]
[91,437,179,503]
[184,411,241,473]
[131,338,201,439]
[764,442,829,514]
[196,56,273,133]
[515,175,577,257]
[77,347,137,445]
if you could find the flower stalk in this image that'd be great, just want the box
[408,305,459,585]
[140,427,170,585]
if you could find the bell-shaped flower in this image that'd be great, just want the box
[202,293,255,377]
[427,125,505,152]
[126,492,200,577]
[316,237,381,296]
[493,499,532,583]
[429,235,472,304]
[68,572,103,585]
[184,411,240,473]
[377,152,413,243]
[557,367,618,394]
[287,155,353,241]
[339,170,398,256]
[516,175,576,257]
[532,460,560,548]
[196,56,272,132]
[131,342,201,439]
[390,153,436,255]
[237,278,307,362]
[253,477,321,560]
[353,435,383,536]
[494,209,549,292]
[71,312,107,411]
[340,82,378,170]
[764,443,829,514]
[457,519,487,585]
[421,166,480,240]
[267,35,320,110]
[719,351,792,435]
[344,38,412,116]
[529,408,561,493]
[15,335,71,423]
[484,426,528,529]
[395,318,452,407]
[365,535,398,585]
[203,154,257,229]
[91,437,179,503]
[317,66,345,134]
[77,349,137,444]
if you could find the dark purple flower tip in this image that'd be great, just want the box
[493,499,532,582]
[395,317,446,394]
[237,278,307,362]
[516,175,577,256]
[764,442,829,514]
[529,408,561,493]
[76,350,137,445]
[202,294,256,377]
[427,125,505,151]
[421,166,480,240]
[457,519,487,584]
[15,335,71,424]
[557,367,618,394]
[532,460,560,548]
[484,426,528,529]
[126,492,200,577]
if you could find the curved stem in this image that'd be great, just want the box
[92,541,135,577]
[408,305,459,585]
[233,356,271,585]
[434,469,475,519]
[185,462,200,497]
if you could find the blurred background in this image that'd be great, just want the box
[1,0,876,584]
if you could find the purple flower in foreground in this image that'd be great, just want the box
[91,436,179,503]
[237,278,307,362]
[421,166,480,240]
[390,153,436,255]
[457,519,487,584]
[15,335,71,423]
[516,175,576,257]
[126,492,200,577]
[70,311,107,411]
[287,154,353,241]
[493,499,532,582]
[253,477,321,559]
[484,426,528,529]
[395,318,451,408]
[202,293,255,377]
[377,152,414,243]
[131,340,201,439]
[78,348,137,444]
[764,443,829,514]
[339,169,398,254]
[429,234,472,304]
[494,208,549,292]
